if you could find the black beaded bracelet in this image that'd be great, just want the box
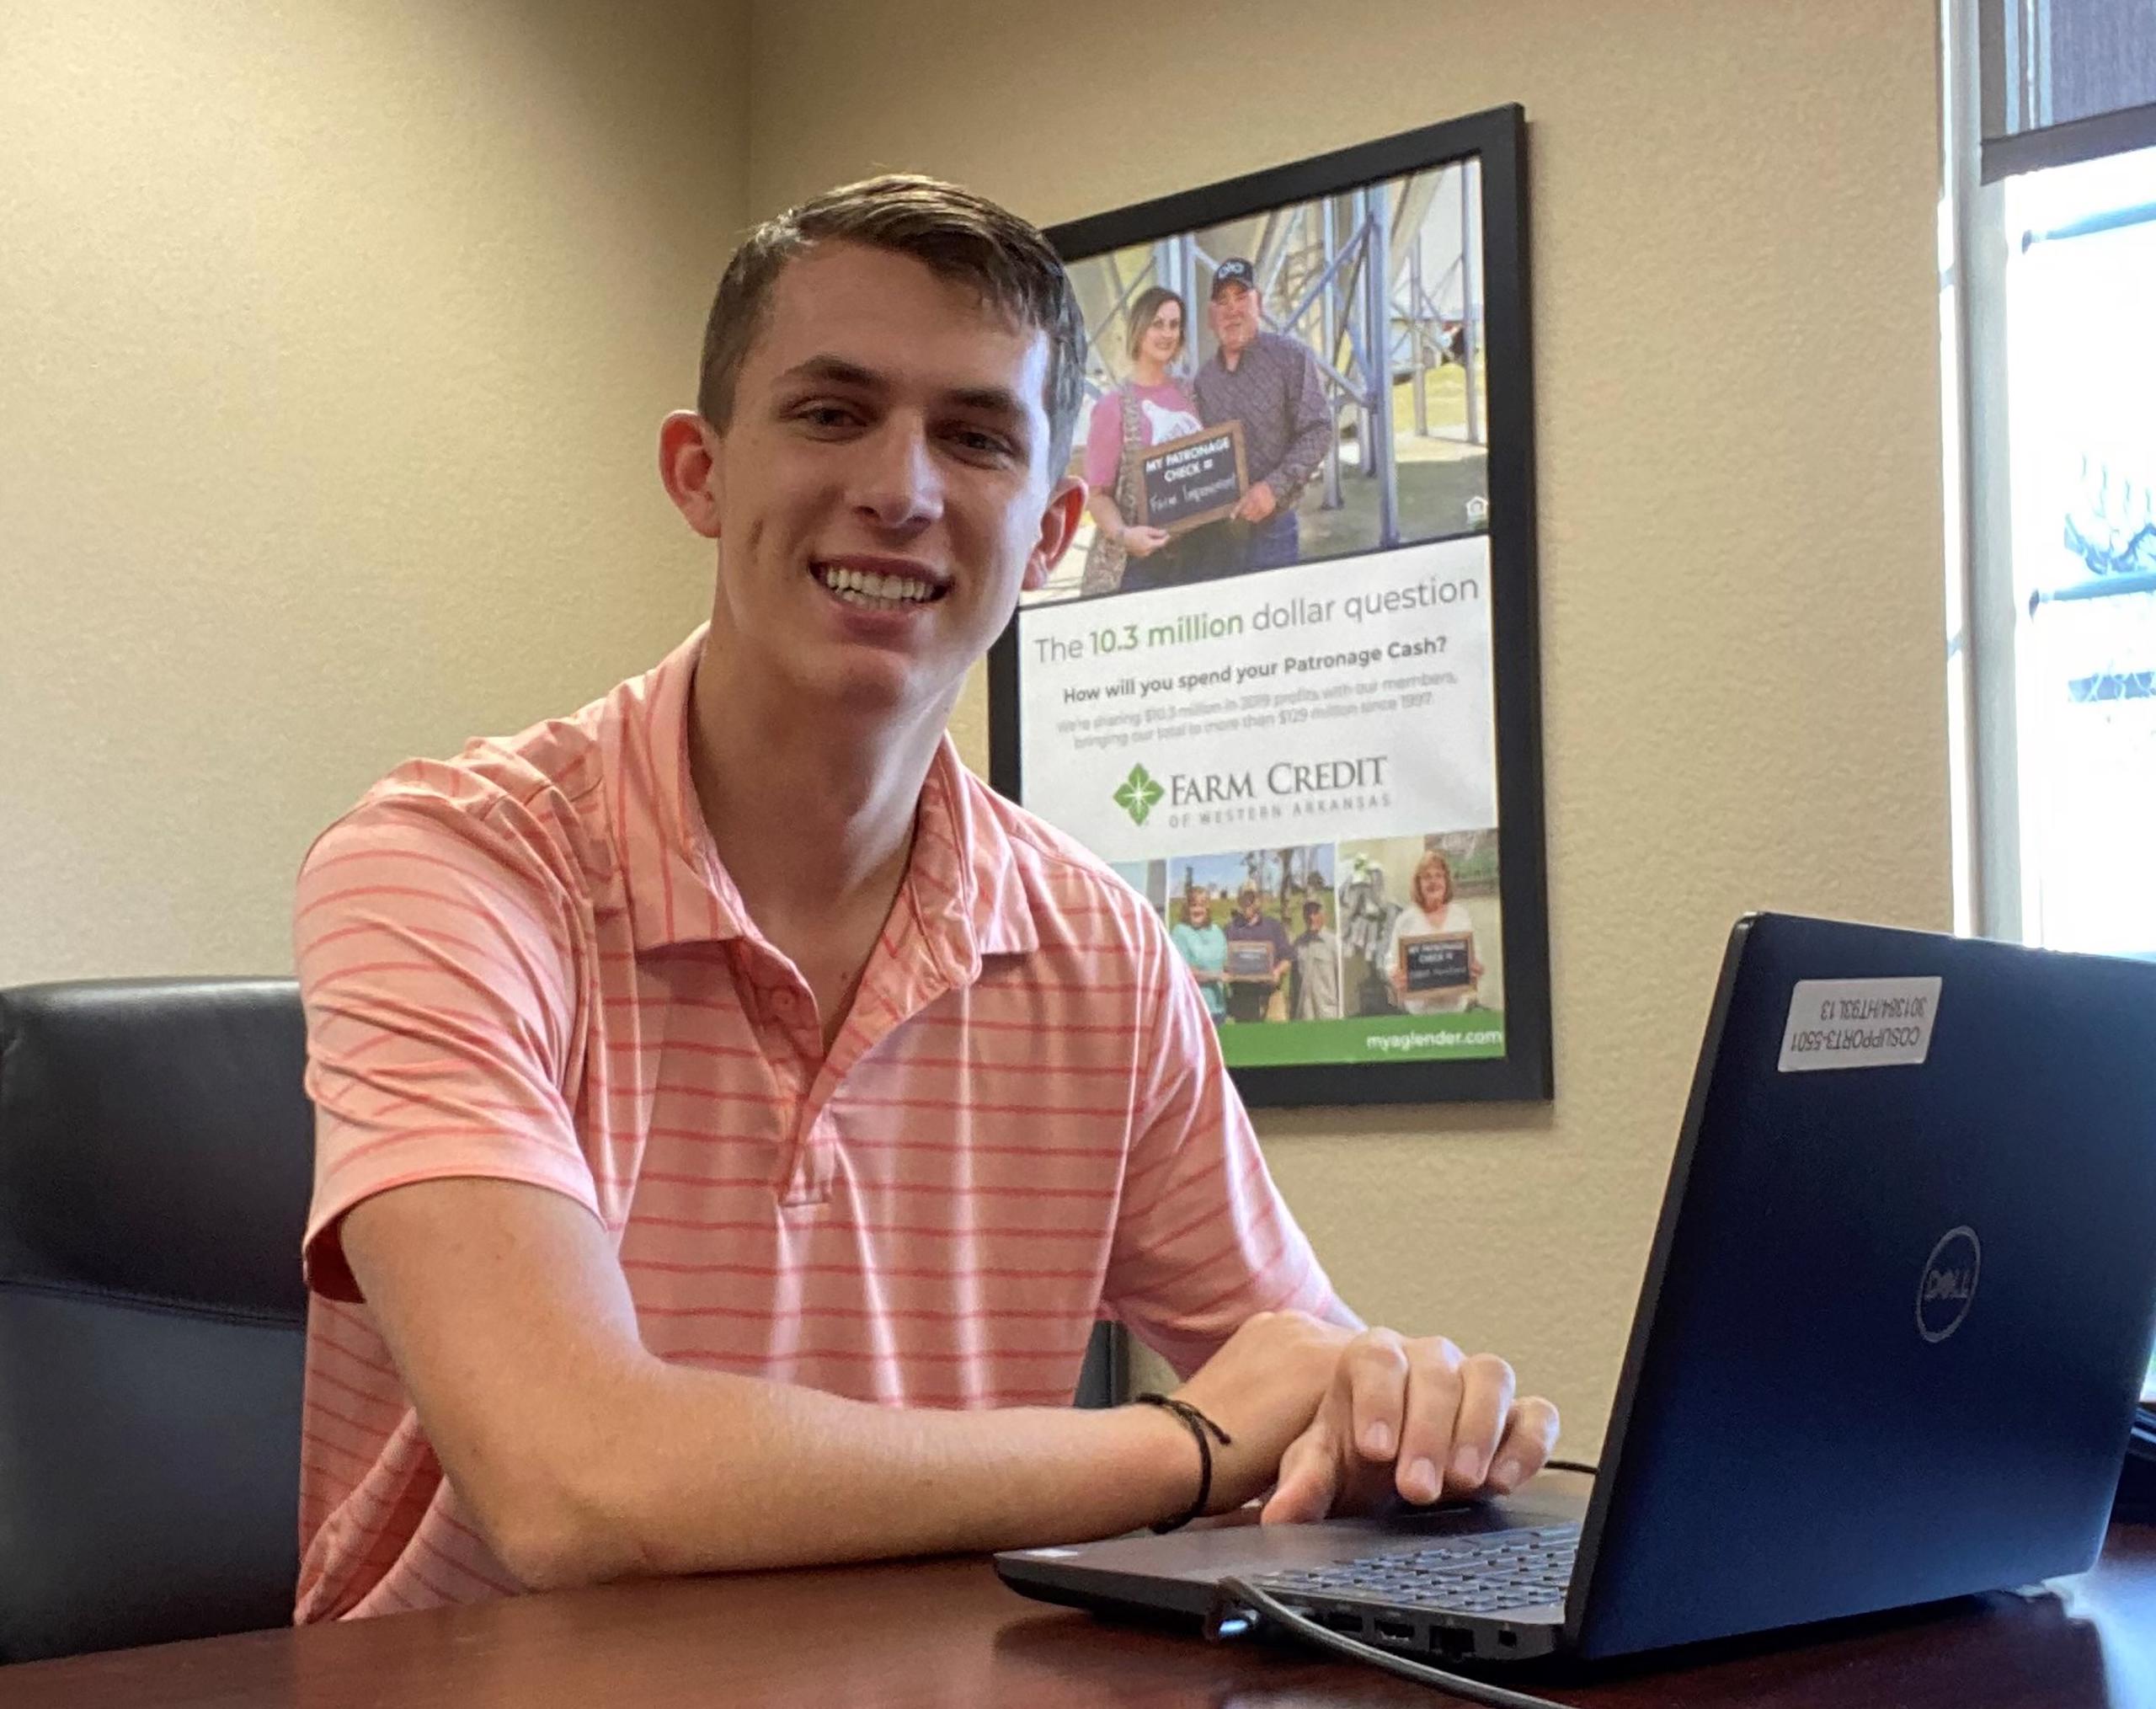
[1134,1392,1234,1534]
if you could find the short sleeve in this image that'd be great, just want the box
[292,793,601,1301]
[1082,392,1125,496]
[1101,906,1348,1375]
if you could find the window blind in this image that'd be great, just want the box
[1981,0,2156,180]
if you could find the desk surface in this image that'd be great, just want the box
[13,1522,2156,1708]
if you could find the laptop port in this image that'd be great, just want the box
[1318,1609,1364,1635]
[1497,1628,1518,1648]
[1436,1626,1474,1658]
[1373,1617,1416,1644]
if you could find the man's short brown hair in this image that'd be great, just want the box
[696,174,1087,477]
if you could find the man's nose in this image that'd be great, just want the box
[850,418,943,533]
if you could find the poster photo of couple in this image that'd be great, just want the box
[1028,158,1491,607]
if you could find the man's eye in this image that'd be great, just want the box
[951,428,1016,459]
[794,403,859,431]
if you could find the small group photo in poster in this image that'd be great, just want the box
[1113,844,1341,1030]
[991,108,1549,1106]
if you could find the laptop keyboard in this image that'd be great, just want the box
[1251,1523,1580,1614]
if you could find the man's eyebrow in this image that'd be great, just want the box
[776,354,887,391]
[775,355,1028,425]
[944,384,1027,422]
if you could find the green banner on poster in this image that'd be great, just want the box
[1218,1009,1508,1069]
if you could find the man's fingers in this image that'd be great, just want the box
[1262,1418,1342,1525]
[1391,1336,1465,1503]
[1486,1396,1562,1493]
[1342,1330,1411,1466]
[1442,1353,1515,1493]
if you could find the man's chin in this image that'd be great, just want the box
[790,653,957,725]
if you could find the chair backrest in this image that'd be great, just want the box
[0,978,314,1664]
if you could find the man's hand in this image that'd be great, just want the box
[1233,481,1278,523]
[1261,1328,1559,1522]
[1166,1310,1354,1514]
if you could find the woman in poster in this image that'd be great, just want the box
[1080,286,1203,595]
[1167,885,1228,1025]
[1384,848,1486,1015]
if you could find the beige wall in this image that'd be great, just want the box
[748,1,1951,1448]
[4,3,1950,1454]
[1,3,744,983]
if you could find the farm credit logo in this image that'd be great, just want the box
[1163,756,1393,806]
[1114,755,1396,829]
[1113,765,1165,826]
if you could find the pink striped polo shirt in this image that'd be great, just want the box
[291,627,1341,1622]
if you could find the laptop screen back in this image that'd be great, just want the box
[1568,914,2156,1660]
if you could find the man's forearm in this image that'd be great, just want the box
[1272,360,1335,495]
[506,1360,1195,1588]
[1272,421,1332,497]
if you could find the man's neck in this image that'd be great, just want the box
[1220,342,1246,372]
[686,622,952,1033]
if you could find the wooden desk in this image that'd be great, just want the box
[11,1523,2155,1708]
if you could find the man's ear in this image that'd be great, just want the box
[1022,476,1090,592]
[658,410,723,540]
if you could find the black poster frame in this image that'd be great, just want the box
[988,104,1550,1107]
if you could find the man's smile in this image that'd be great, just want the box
[811,554,950,612]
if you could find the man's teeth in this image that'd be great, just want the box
[817,565,939,606]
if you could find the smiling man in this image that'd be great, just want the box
[1194,256,1333,574]
[289,176,1557,1622]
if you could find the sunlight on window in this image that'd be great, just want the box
[2004,146,2156,957]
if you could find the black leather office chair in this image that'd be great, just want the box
[0,976,1123,1664]
[0,978,314,1664]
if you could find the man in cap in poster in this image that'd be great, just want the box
[1193,257,1334,574]
[1289,896,1342,1021]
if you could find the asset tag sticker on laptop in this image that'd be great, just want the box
[1778,977,1942,1072]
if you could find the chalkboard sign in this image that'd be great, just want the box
[1138,422,1246,534]
[1225,937,1277,979]
[1401,932,1475,995]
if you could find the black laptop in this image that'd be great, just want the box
[997,913,2156,1667]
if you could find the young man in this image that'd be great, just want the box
[1193,257,1333,574]
[291,176,1557,1622]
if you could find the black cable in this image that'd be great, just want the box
[1542,1458,1597,1477]
[1215,1577,1573,1707]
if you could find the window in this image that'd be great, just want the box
[1993,147,2156,956]
[1945,3,2156,956]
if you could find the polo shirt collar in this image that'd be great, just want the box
[611,629,753,952]
[615,628,1039,966]
[908,738,1040,974]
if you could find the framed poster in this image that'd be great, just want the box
[989,104,1551,1106]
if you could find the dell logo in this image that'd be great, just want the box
[1917,1226,1981,1343]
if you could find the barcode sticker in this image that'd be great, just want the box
[1778,977,1942,1072]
